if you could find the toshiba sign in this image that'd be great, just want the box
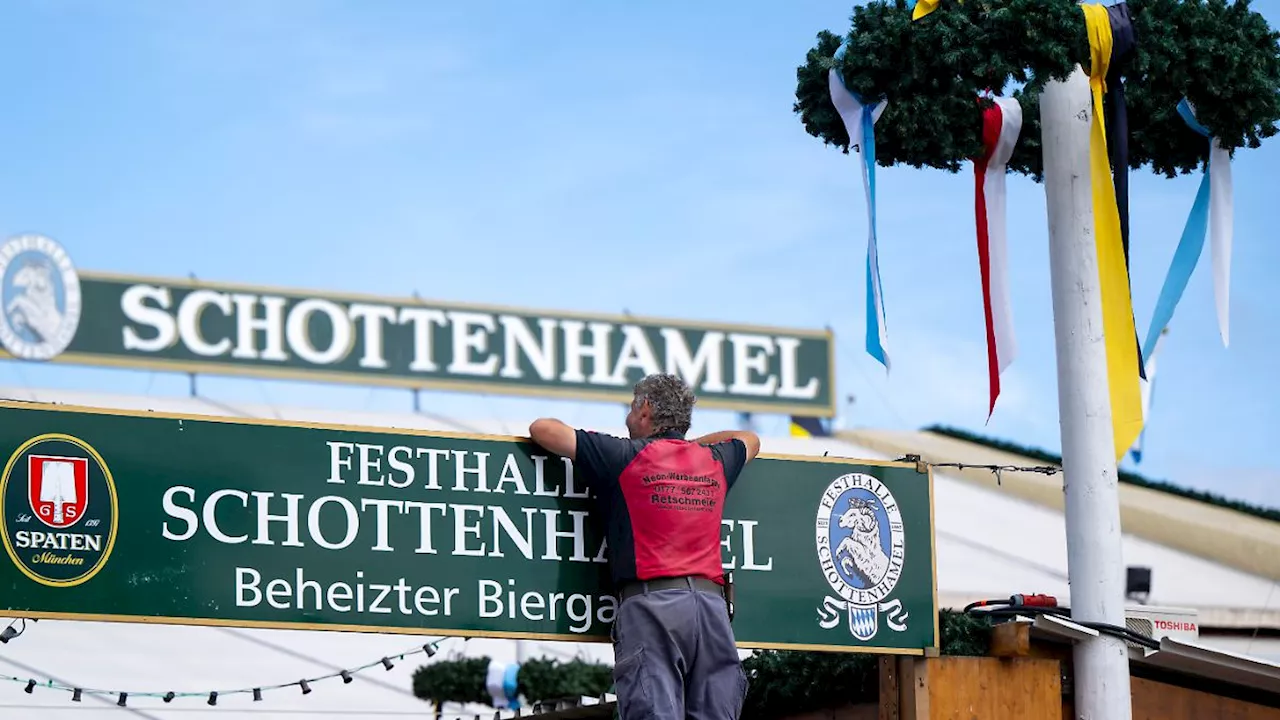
[1152,619,1198,633]
[1127,605,1200,644]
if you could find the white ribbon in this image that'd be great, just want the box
[1208,135,1233,348]
[1131,327,1167,464]
[485,659,520,710]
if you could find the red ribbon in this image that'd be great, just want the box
[973,98,1021,419]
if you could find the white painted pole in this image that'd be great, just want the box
[1040,67,1134,720]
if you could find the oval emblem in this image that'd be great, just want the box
[815,472,906,608]
[0,233,82,361]
[0,434,117,587]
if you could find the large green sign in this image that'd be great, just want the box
[0,402,938,654]
[0,234,836,416]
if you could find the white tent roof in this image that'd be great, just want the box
[1,384,1277,718]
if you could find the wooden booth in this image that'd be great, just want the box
[876,614,1280,720]
[521,613,1280,720]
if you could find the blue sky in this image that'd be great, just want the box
[0,0,1276,507]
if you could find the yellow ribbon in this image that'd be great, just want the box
[913,0,942,20]
[1081,2,1144,462]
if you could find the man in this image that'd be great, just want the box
[528,373,760,720]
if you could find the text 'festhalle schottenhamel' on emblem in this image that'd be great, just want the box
[0,434,118,588]
[814,472,908,641]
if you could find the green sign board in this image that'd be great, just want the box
[0,234,836,416]
[0,402,938,654]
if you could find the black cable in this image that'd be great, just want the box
[931,461,1061,476]
[967,602,1161,650]
[962,599,1017,614]
[892,455,1062,487]
[1076,620,1161,651]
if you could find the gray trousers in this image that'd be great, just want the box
[610,579,748,720]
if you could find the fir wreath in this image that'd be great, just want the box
[793,0,1280,179]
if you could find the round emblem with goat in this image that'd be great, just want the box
[0,233,82,361]
[815,472,906,608]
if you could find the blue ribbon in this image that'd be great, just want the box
[831,43,890,370]
[503,663,520,710]
[1141,98,1211,364]
[860,101,888,368]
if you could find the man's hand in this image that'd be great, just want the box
[691,430,761,463]
[528,418,577,460]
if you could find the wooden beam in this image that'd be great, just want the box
[989,621,1033,658]
[878,657,900,720]
[899,658,930,720]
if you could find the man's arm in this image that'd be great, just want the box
[528,418,577,460]
[691,429,761,462]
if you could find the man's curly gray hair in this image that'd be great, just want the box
[633,373,697,436]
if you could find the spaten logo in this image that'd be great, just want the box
[0,234,82,361]
[1,434,117,587]
[814,472,909,641]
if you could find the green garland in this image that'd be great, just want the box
[515,657,614,703]
[924,423,1280,521]
[412,656,493,708]
[410,611,991,715]
[740,650,879,719]
[794,0,1280,179]
[411,655,614,709]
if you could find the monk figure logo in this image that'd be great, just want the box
[1,434,117,587]
[814,472,908,641]
[0,233,82,361]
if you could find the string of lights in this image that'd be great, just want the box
[0,627,446,707]
[0,709,499,719]
[0,619,29,644]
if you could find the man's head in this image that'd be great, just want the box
[625,373,697,439]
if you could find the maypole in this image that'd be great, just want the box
[1041,66,1134,718]
[793,1,1279,717]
